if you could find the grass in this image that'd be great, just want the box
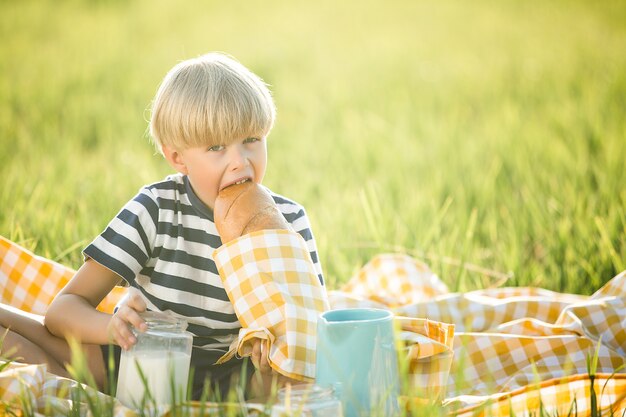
[1,0,625,294]
[1,0,625,416]
[1,335,624,416]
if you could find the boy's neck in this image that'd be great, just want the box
[183,175,214,221]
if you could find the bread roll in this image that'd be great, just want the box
[214,181,290,243]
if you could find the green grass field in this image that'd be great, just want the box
[1,0,625,295]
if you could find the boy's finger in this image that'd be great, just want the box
[112,316,136,350]
[251,339,271,373]
[251,340,261,370]
[122,306,147,333]
[127,289,147,312]
[111,305,144,346]
[258,343,271,373]
[258,343,271,371]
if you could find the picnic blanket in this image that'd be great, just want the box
[1,234,625,416]
[330,254,626,415]
[0,236,125,315]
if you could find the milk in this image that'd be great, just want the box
[116,350,191,408]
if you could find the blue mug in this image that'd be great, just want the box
[315,308,400,417]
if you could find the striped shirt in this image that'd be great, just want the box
[83,173,324,354]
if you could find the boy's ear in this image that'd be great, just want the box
[162,145,189,175]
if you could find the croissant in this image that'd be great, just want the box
[214,181,290,243]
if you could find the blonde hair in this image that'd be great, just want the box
[149,52,276,153]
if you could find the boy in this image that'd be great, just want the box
[0,52,324,399]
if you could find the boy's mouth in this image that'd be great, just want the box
[221,177,251,191]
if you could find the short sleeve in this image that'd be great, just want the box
[83,187,159,285]
[287,207,325,286]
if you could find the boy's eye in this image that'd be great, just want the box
[207,145,225,152]
[243,137,260,144]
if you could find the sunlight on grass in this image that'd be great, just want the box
[1,0,625,294]
[1,331,624,416]
[0,0,625,416]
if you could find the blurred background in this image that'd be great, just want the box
[1,0,625,293]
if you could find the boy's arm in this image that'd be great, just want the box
[214,182,317,395]
[45,259,123,345]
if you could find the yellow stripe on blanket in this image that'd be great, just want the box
[0,236,125,314]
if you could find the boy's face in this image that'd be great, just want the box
[164,136,267,211]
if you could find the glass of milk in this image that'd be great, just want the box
[116,311,193,409]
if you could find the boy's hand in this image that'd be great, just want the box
[248,339,299,400]
[107,287,148,350]
[251,339,272,374]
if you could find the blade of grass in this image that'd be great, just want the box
[595,217,625,272]
[586,335,603,417]
[453,208,477,292]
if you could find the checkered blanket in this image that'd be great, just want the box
[331,253,626,415]
[212,230,330,381]
[0,236,124,315]
[0,360,142,417]
[1,234,625,416]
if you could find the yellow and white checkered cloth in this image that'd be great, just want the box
[0,236,125,314]
[2,235,626,415]
[0,360,140,417]
[330,253,626,415]
[212,229,330,381]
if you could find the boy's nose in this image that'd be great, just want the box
[228,144,248,169]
